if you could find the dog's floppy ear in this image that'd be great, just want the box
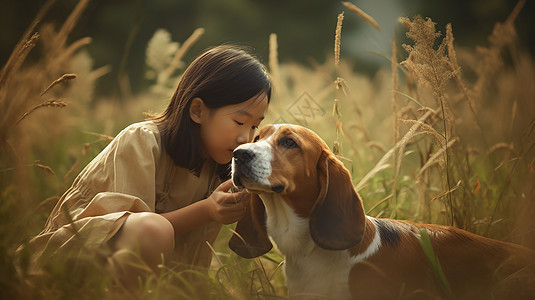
[229,193,273,258]
[309,151,366,250]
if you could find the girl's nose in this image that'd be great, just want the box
[236,128,250,144]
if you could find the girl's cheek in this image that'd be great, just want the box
[214,122,235,144]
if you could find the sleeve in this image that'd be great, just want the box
[81,123,161,213]
[111,124,160,210]
[43,123,162,231]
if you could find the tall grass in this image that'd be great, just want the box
[1,0,534,298]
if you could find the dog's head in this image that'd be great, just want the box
[229,124,366,258]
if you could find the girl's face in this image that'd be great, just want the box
[191,93,269,164]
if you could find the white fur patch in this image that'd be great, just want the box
[350,216,382,263]
[235,140,272,186]
[260,193,314,256]
[260,192,356,299]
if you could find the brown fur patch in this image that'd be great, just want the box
[229,193,272,258]
[349,219,535,299]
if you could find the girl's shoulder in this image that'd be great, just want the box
[116,120,161,142]
[105,121,163,157]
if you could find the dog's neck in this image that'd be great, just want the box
[259,192,381,299]
[259,193,315,256]
[258,192,379,259]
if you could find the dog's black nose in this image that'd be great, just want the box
[233,148,255,163]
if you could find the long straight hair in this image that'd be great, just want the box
[152,45,272,178]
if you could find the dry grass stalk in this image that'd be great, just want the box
[335,77,349,95]
[339,122,361,159]
[356,110,434,191]
[0,33,40,100]
[445,24,483,135]
[52,37,92,67]
[417,173,430,222]
[1,0,98,152]
[341,1,380,31]
[391,37,401,206]
[333,12,347,156]
[82,131,115,142]
[0,0,55,90]
[0,161,56,177]
[36,196,60,211]
[269,33,281,96]
[391,39,399,141]
[488,142,515,156]
[34,162,56,176]
[506,0,526,23]
[417,137,459,180]
[400,15,458,224]
[431,182,461,203]
[366,141,386,153]
[401,118,447,149]
[333,121,344,155]
[399,16,457,99]
[61,140,103,182]
[473,0,525,102]
[16,100,67,125]
[87,65,112,83]
[53,0,90,53]
[63,159,80,182]
[161,28,205,84]
[40,73,77,96]
[334,12,344,68]
[445,24,458,68]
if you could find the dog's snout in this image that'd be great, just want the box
[233,148,255,163]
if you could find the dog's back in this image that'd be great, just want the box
[349,218,535,299]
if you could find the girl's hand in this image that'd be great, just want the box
[204,179,250,225]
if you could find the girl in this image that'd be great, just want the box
[20,45,271,284]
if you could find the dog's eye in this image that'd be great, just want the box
[253,135,260,142]
[278,137,298,149]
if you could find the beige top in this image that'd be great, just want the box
[22,121,222,276]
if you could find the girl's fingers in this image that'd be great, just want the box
[210,182,250,223]
[228,193,243,205]
[234,191,249,203]
[217,179,234,192]
[222,200,246,213]
[220,191,248,206]
[224,197,248,212]
[218,199,248,224]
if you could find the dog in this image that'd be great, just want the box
[229,124,535,299]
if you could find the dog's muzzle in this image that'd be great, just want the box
[232,146,284,193]
[232,148,256,189]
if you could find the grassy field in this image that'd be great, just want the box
[1,0,534,299]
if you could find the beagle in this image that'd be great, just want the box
[229,124,535,300]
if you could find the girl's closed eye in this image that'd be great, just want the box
[235,120,259,130]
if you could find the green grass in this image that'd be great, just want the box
[418,228,453,299]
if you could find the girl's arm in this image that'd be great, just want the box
[161,179,249,236]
